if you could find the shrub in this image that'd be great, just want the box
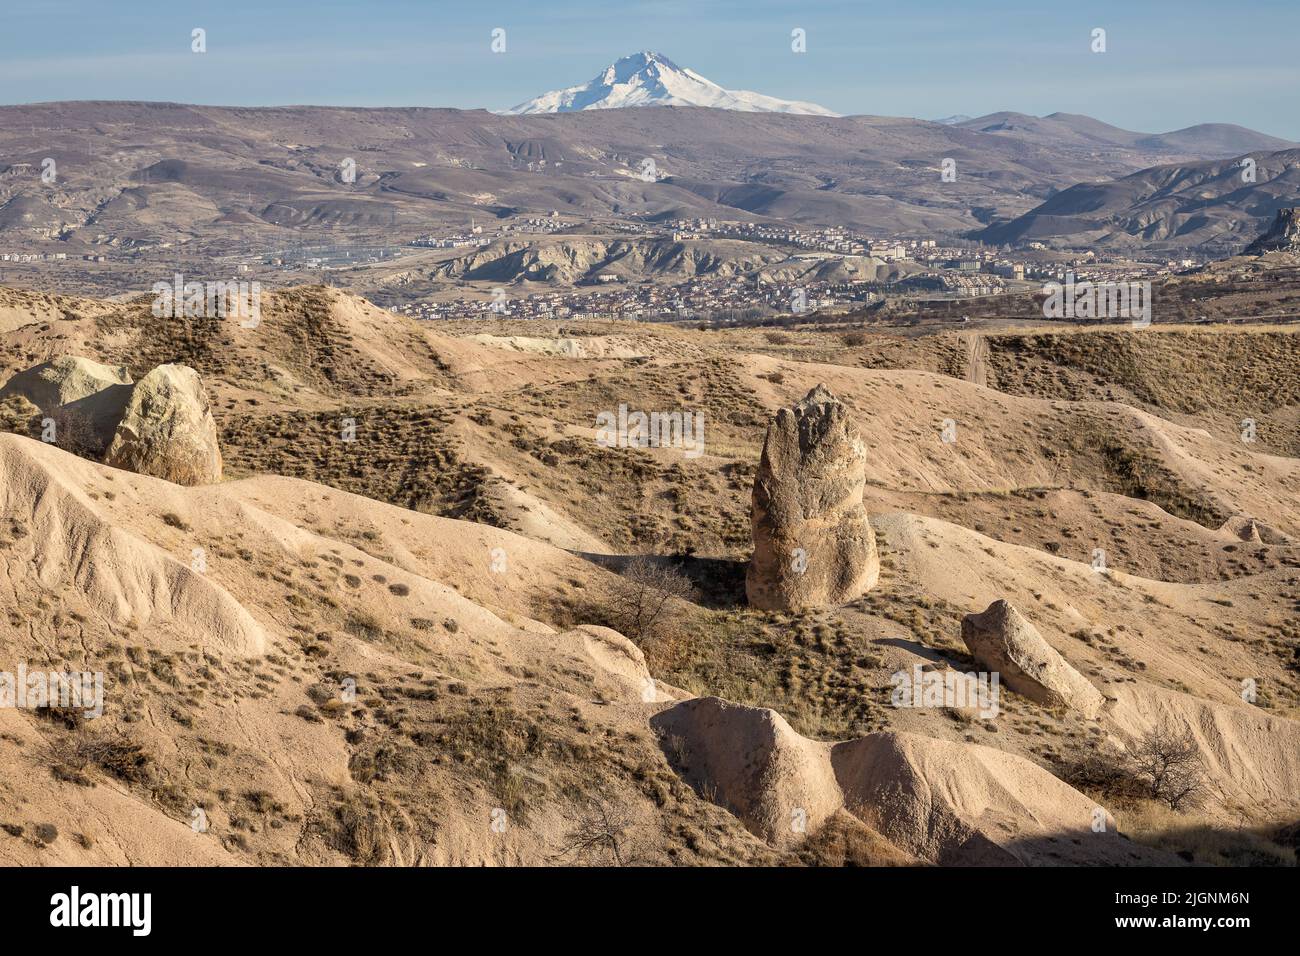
[0,394,41,438]
[50,731,152,785]
[45,406,105,459]
[331,796,391,865]
[1129,723,1208,811]
[1057,723,1207,812]
[345,610,384,640]
[605,557,696,646]
[554,797,637,865]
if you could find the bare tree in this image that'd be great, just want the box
[1130,722,1207,811]
[554,796,636,865]
[45,406,104,459]
[606,556,695,645]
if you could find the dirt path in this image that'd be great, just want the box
[964,333,990,387]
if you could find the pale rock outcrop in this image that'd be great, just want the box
[746,385,879,610]
[1245,207,1300,255]
[961,600,1105,718]
[1219,513,1289,545]
[651,696,1173,864]
[104,363,223,485]
[0,355,134,452]
[650,697,841,848]
[0,354,132,409]
[1107,684,1300,810]
[0,433,265,657]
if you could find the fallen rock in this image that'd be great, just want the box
[961,600,1105,718]
[746,384,879,610]
[104,364,223,485]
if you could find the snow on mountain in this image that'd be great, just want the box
[504,51,838,117]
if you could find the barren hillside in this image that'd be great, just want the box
[1,285,1297,866]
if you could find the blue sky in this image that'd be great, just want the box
[2,0,1298,137]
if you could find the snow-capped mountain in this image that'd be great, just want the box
[504,51,837,117]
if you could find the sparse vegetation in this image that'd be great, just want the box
[602,556,696,659]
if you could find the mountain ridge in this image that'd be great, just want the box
[974,147,1300,250]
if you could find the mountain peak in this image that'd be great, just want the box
[504,53,837,117]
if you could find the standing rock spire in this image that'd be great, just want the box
[746,385,879,610]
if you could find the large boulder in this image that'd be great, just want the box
[961,600,1105,718]
[0,356,134,454]
[746,385,878,610]
[104,364,223,485]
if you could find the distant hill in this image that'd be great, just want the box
[956,112,1295,156]
[974,148,1300,251]
[0,100,1292,276]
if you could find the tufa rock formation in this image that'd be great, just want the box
[1220,513,1289,545]
[1245,207,1300,255]
[0,355,134,453]
[651,696,841,849]
[650,696,1173,864]
[0,355,132,409]
[104,364,223,486]
[961,600,1105,718]
[746,385,879,610]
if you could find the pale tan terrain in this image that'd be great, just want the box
[1,284,1297,866]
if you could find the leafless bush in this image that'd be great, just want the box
[45,406,104,459]
[606,556,696,645]
[553,796,637,865]
[1130,722,1207,811]
[1058,723,1207,812]
[49,730,152,784]
[1057,750,1148,802]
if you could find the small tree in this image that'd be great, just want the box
[554,797,636,865]
[1130,722,1207,811]
[46,406,104,459]
[606,556,695,645]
